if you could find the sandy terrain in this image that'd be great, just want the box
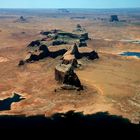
[0,9,140,123]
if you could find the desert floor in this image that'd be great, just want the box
[0,10,140,123]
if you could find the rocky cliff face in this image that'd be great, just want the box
[55,64,83,90]
[55,64,73,83]
[63,43,99,60]
[18,44,67,65]
[63,69,83,89]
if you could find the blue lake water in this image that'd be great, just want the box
[120,52,140,58]
[0,93,25,111]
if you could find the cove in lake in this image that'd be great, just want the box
[120,52,140,58]
[0,93,25,111]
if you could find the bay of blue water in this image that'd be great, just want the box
[120,52,140,58]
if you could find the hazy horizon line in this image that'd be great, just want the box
[0,7,140,9]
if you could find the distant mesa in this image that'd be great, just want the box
[77,24,82,30]
[71,16,86,20]
[120,20,127,23]
[73,24,88,47]
[40,28,89,47]
[58,9,70,13]
[110,15,119,22]
[15,16,28,23]
[73,24,86,33]
[94,17,108,21]
[20,16,26,21]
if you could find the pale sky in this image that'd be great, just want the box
[0,0,140,8]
